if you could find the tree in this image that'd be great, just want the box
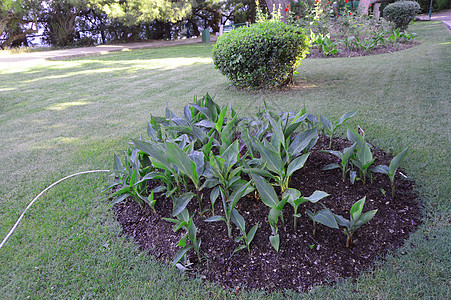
[41,0,91,47]
[0,0,39,49]
[89,0,196,26]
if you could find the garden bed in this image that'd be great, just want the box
[306,41,419,59]
[112,137,421,293]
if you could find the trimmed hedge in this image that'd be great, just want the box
[212,21,309,89]
[383,1,421,31]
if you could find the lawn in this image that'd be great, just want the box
[0,21,449,299]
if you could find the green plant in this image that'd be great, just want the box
[372,147,409,198]
[347,128,375,184]
[310,31,339,56]
[306,206,339,236]
[203,140,243,215]
[212,20,309,89]
[388,28,417,45]
[104,151,162,209]
[321,143,357,183]
[334,197,378,248]
[231,209,259,254]
[204,181,254,237]
[245,110,317,193]
[383,1,421,31]
[320,111,356,148]
[163,208,202,266]
[285,188,330,230]
[307,196,377,248]
[344,34,384,52]
[250,173,289,251]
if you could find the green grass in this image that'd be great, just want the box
[1,21,450,299]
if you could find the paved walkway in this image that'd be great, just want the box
[0,35,217,69]
[417,9,451,30]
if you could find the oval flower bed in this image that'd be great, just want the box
[107,94,421,292]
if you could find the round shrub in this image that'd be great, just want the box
[383,1,421,31]
[212,21,309,89]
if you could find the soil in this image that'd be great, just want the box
[306,42,419,59]
[112,137,421,293]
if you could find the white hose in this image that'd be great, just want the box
[0,169,111,250]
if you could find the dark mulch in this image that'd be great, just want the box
[112,137,421,293]
[306,42,419,59]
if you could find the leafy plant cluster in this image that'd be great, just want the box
[106,94,408,267]
[383,1,421,31]
[288,1,418,57]
[212,20,309,89]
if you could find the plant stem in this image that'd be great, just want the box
[346,234,352,248]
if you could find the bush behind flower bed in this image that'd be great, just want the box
[212,20,309,89]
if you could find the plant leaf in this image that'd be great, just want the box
[286,153,310,178]
[173,193,195,217]
[350,197,366,222]
[320,115,333,133]
[337,111,357,126]
[166,142,198,186]
[229,181,253,211]
[312,209,339,229]
[232,244,247,255]
[333,213,350,227]
[247,223,259,245]
[172,246,192,267]
[389,147,408,177]
[256,141,283,174]
[269,234,280,251]
[354,209,378,229]
[250,173,278,207]
[372,165,389,175]
[204,215,226,223]
[267,113,285,148]
[283,188,302,207]
[231,208,245,233]
[222,140,239,170]
[322,163,340,171]
[305,190,330,203]
[195,120,216,128]
[133,140,171,169]
[320,150,344,160]
[288,128,318,157]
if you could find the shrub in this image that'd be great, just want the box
[383,1,421,31]
[212,20,309,89]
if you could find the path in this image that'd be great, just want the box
[0,35,217,69]
[417,9,451,30]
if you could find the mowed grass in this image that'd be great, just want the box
[0,21,450,299]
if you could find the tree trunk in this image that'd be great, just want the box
[358,0,389,15]
[1,9,38,50]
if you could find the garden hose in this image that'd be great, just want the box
[0,169,111,250]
